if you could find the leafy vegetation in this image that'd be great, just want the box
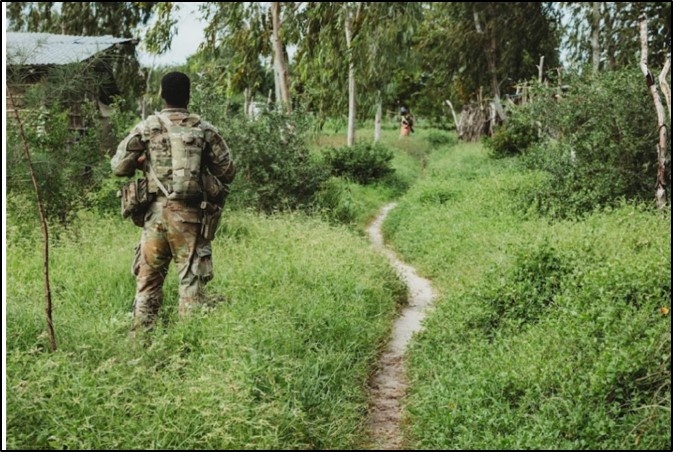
[322,142,395,185]
[6,211,406,449]
[384,141,671,450]
[216,110,330,213]
[6,88,111,224]
[485,69,671,218]
[5,2,671,450]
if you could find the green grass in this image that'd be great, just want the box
[8,122,668,450]
[311,125,438,230]
[384,141,671,449]
[5,210,406,449]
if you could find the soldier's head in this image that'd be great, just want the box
[160,71,190,108]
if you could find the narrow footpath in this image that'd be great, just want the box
[364,203,436,450]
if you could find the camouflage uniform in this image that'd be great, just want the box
[111,108,235,331]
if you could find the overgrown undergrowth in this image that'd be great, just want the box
[5,211,406,449]
[384,142,671,449]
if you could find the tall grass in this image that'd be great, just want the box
[385,142,671,449]
[311,127,438,230]
[6,210,406,449]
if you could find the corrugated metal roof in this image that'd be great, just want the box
[7,32,136,66]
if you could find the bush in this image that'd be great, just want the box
[484,111,542,158]
[474,242,572,333]
[322,142,395,185]
[312,177,359,226]
[498,69,670,217]
[425,130,457,148]
[220,111,330,213]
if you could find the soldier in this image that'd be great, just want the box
[111,71,236,335]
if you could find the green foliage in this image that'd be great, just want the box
[484,109,542,158]
[6,210,406,450]
[474,242,571,333]
[7,94,107,223]
[220,111,331,213]
[322,142,395,185]
[311,127,430,229]
[562,2,671,72]
[6,81,140,228]
[385,140,671,450]
[497,69,670,217]
[313,177,360,226]
[424,130,457,148]
[413,2,560,115]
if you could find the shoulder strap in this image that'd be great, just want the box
[147,162,171,198]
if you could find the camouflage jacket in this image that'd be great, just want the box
[111,108,236,195]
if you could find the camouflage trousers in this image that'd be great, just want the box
[131,199,213,331]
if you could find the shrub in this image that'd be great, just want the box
[220,111,330,213]
[474,242,572,333]
[425,130,457,148]
[484,110,542,158]
[322,142,395,185]
[502,69,670,217]
[312,177,359,226]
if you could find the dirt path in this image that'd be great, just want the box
[365,203,436,450]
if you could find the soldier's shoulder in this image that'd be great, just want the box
[138,114,162,131]
[197,117,221,134]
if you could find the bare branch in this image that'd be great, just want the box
[6,85,57,352]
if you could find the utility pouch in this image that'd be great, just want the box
[118,178,154,227]
[200,201,223,240]
[202,174,229,206]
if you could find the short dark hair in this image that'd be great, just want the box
[161,72,190,108]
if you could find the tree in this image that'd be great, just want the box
[271,2,292,112]
[563,2,671,72]
[295,2,423,144]
[358,3,423,142]
[639,14,670,209]
[200,2,295,113]
[6,2,155,37]
[414,2,560,114]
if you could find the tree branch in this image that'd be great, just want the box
[7,85,57,352]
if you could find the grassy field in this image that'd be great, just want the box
[5,210,406,449]
[384,141,671,449]
[6,123,669,450]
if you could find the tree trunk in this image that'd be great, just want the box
[659,56,671,121]
[244,87,251,118]
[7,86,57,352]
[271,2,291,113]
[474,8,500,102]
[639,14,668,209]
[592,2,601,74]
[444,99,462,138]
[374,97,382,143]
[141,67,152,120]
[604,3,617,70]
[345,4,360,147]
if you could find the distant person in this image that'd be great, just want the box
[400,106,415,137]
[111,71,236,336]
